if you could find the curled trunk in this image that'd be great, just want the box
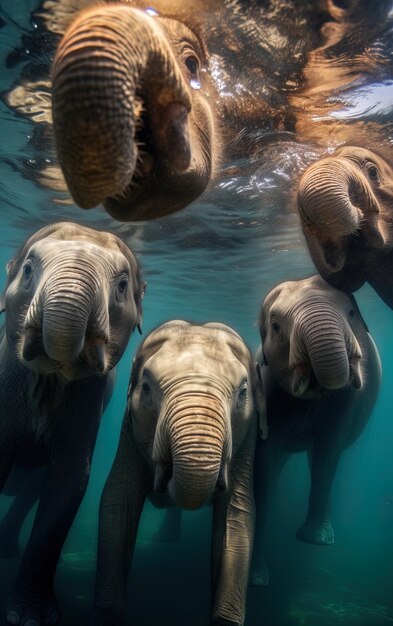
[298,156,386,274]
[39,264,108,363]
[292,303,351,391]
[52,5,192,210]
[155,393,228,510]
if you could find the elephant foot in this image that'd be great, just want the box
[4,588,60,625]
[0,528,19,559]
[249,560,269,587]
[296,519,334,545]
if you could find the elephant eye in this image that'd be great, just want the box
[141,381,153,405]
[349,308,355,318]
[237,383,248,409]
[184,55,199,77]
[271,321,280,333]
[117,276,128,295]
[366,162,380,184]
[22,260,34,285]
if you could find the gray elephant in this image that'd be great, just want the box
[251,275,381,586]
[0,222,145,626]
[297,146,393,308]
[92,320,265,626]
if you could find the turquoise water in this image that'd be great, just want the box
[0,1,393,625]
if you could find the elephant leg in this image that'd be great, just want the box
[296,421,344,545]
[153,507,182,543]
[0,467,45,559]
[251,437,289,586]
[211,431,255,626]
[4,421,100,626]
[92,423,151,626]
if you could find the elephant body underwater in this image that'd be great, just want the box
[92,320,264,626]
[297,146,393,308]
[251,275,381,586]
[0,222,145,626]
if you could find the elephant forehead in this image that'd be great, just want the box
[29,237,128,272]
[335,146,392,176]
[269,276,351,313]
[147,341,247,382]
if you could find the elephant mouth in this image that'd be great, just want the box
[20,327,111,378]
[153,459,229,501]
[292,357,362,398]
[100,100,196,221]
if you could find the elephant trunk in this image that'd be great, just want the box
[293,302,353,391]
[32,263,108,363]
[298,157,383,246]
[52,5,192,209]
[155,393,228,510]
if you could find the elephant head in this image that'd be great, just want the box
[51,4,218,221]
[297,146,393,276]
[260,275,364,399]
[2,222,145,380]
[128,320,262,510]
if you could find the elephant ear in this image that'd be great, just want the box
[254,362,268,440]
[0,261,12,314]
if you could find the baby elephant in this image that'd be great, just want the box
[0,222,144,625]
[251,275,381,586]
[92,321,264,626]
[297,146,393,308]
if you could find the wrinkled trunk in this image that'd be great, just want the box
[292,303,353,391]
[154,393,229,510]
[26,261,108,363]
[298,157,384,247]
[52,5,192,209]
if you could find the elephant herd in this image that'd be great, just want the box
[0,1,392,626]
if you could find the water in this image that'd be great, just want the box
[0,1,392,625]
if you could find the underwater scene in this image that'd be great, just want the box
[0,0,393,625]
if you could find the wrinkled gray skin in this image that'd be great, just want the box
[92,321,264,626]
[297,146,393,308]
[0,222,144,626]
[251,275,381,587]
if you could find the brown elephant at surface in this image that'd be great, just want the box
[297,146,393,308]
[7,0,349,219]
[49,0,333,221]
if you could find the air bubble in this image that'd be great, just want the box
[145,7,159,16]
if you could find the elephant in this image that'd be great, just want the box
[296,146,393,308]
[0,222,145,626]
[251,274,381,587]
[91,320,265,626]
[48,0,337,221]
